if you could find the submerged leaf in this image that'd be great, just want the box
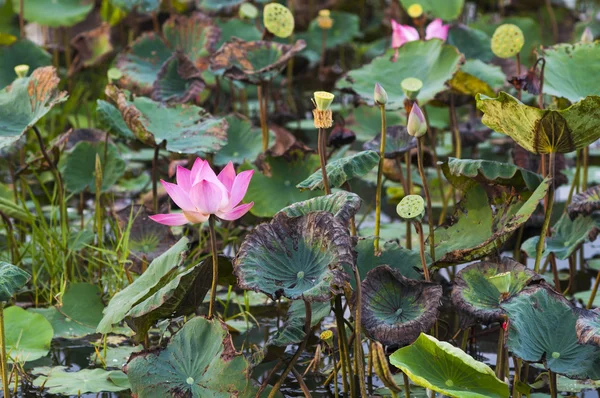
[279,191,362,225]
[0,261,30,302]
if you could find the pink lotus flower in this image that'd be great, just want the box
[150,158,254,226]
[390,18,449,49]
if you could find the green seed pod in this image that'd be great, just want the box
[239,3,258,19]
[396,194,425,222]
[263,3,295,38]
[401,77,423,100]
[491,24,525,59]
[313,91,335,111]
[14,64,29,78]
[320,330,334,348]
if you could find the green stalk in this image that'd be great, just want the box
[416,138,435,262]
[549,370,557,398]
[334,295,352,396]
[534,152,556,273]
[414,222,431,281]
[318,127,331,195]
[587,269,600,309]
[258,84,269,152]
[405,152,412,249]
[583,146,589,191]
[152,145,160,213]
[352,266,366,397]
[374,104,387,252]
[207,216,219,319]
[0,304,9,398]
[403,373,410,398]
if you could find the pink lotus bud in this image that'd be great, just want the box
[407,104,427,138]
[374,82,388,105]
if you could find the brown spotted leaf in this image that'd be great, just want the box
[568,185,600,220]
[69,23,114,75]
[576,309,600,347]
[152,51,205,104]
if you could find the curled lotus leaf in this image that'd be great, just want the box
[576,308,600,346]
[476,92,600,154]
[501,286,600,379]
[567,185,600,220]
[363,125,416,158]
[69,23,114,75]
[152,51,205,104]
[0,262,30,302]
[361,265,441,346]
[279,191,362,225]
[233,211,352,302]
[210,38,306,85]
[451,257,543,327]
[0,66,67,150]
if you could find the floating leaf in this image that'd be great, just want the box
[476,92,600,154]
[567,185,600,220]
[447,25,493,62]
[361,265,441,346]
[390,333,509,398]
[450,60,505,97]
[576,309,600,347]
[279,191,361,224]
[0,261,30,301]
[33,367,130,395]
[269,300,331,347]
[15,0,93,27]
[297,150,379,191]
[0,39,51,89]
[6,306,53,362]
[0,67,67,149]
[363,125,416,158]
[338,40,463,109]
[234,212,351,302]
[213,114,274,166]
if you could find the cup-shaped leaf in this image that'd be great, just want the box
[234,211,352,302]
[567,185,600,220]
[279,191,362,225]
[0,262,30,302]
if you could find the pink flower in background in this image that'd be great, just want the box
[150,158,254,226]
[391,19,419,48]
[425,18,449,41]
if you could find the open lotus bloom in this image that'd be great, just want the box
[390,18,449,49]
[150,158,254,226]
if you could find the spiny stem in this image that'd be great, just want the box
[416,138,435,262]
[318,128,331,194]
[587,269,600,309]
[207,216,219,319]
[374,104,386,252]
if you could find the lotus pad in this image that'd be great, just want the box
[363,125,416,158]
[33,367,130,395]
[213,114,274,166]
[152,51,205,104]
[399,0,464,20]
[361,265,441,346]
[15,0,93,27]
[576,309,600,346]
[6,306,53,362]
[279,191,362,224]
[0,261,30,301]
[269,300,331,347]
[127,316,258,397]
[234,212,351,302]
[0,39,52,89]
[390,333,509,398]
[111,0,161,12]
[501,286,600,379]
[567,185,600,220]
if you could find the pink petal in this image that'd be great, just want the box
[228,169,254,210]
[176,165,192,193]
[189,180,223,214]
[217,162,236,192]
[183,210,209,224]
[218,202,254,221]
[161,180,194,211]
[425,18,449,41]
[190,158,206,183]
[391,20,419,49]
[149,213,189,226]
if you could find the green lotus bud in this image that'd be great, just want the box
[401,77,423,100]
[263,3,295,38]
[239,3,258,19]
[107,67,123,82]
[14,64,29,78]
[396,194,425,222]
[374,82,388,105]
[407,104,427,138]
[491,24,525,59]
[313,91,335,111]
[581,27,594,43]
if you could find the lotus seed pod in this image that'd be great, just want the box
[14,64,29,78]
[491,24,524,59]
[317,9,333,30]
[313,91,335,111]
[581,27,594,43]
[374,82,388,105]
[407,3,423,18]
[396,194,425,222]
[320,330,334,348]
[401,77,423,100]
[239,3,258,19]
[264,3,295,38]
[407,103,427,138]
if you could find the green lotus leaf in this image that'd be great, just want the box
[337,40,463,109]
[441,157,543,193]
[96,99,135,140]
[110,0,161,12]
[269,300,331,347]
[543,43,600,103]
[390,333,509,398]
[14,0,93,27]
[210,38,306,84]
[567,185,600,220]
[234,212,352,302]
[363,125,417,158]
[90,344,142,368]
[214,114,274,166]
[451,258,542,327]
[0,67,67,149]
[400,0,464,20]
[97,238,188,334]
[239,155,321,217]
[447,25,493,62]
[450,59,505,97]
[297,150,380,191]
[347,105,405,142]
[576,308,600,347]
[556,374,600,393]
[6,306,53,362]
[216,18,262,48]
[196,0,244,12]
[152,51,205,104]
[0,261,30,302]
[127,316,258,397]
[298,11,361,53]
[361,265,441,346]
[33,367,130,395]
[476,92,600,154]
[0,39,51,89]
[105,86,227,153]
[59,141,126,194]
[432,179,550,265]
[279,191,361,225]
[501,286,600,379]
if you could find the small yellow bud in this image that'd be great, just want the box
[317,9,333,30]
[407,4,423,18]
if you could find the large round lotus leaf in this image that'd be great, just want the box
[110,0,161,12]
[297,150,379,191]
[447,25,493,62]
[59,141,126,194]
[127,317,257,397]
[0,261,30,301]
[451,258,542,327]
[210,38,306,84]
[238,155,321,217]
[361,265,441,346]
[279,191,361,225]
[234,212,351,302]
[213,114,274,166]
[346,105,405,142]
[0,39,51,89]
[390,333,509,398]
[152,52,204,104]
[337,40,463,109]
[399,0,464,20]
[568,185,600,220]
[501,286,600,379]
[5,306,53,362]
[269,300,331,347]
[363,125,416,158]
[298,11,361,52]
[543,43,600,103]
[216,18,261,48]
[476,92,600,154]
[96,100,135,140]
[576,309,600,347]
[0,67,67,150]
[14,0,93,27]
[33,367,130,395]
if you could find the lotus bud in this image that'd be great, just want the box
[264,3,295,38]
[313,91,334,128]
[407,3,423,19]
[374,82,388,105]
[14,64,29,78]
[107,67,122,82]
[317,9,333,30]
[320,330,334,348]
[491,24,524,59]
[239,3,258,19]
[401,77,422,100]
[581,27,594,43]
[396,194,425,222]
[407,103,427,138]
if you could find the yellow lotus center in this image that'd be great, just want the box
[407,4,423,18]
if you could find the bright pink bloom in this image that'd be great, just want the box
[150,158,254,226]
[425,18,449,41]
[391,19,419,49]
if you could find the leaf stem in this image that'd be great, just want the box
[416,138,435,262]
[414,222,430,281]
[258,84,269,152]
[374,104,386,252]
[0,304,9,398]
[207,216,219,319]
[534,152,555,273]
[318,128,331,194]
[352,266,366,396]
[152,144,160,213]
